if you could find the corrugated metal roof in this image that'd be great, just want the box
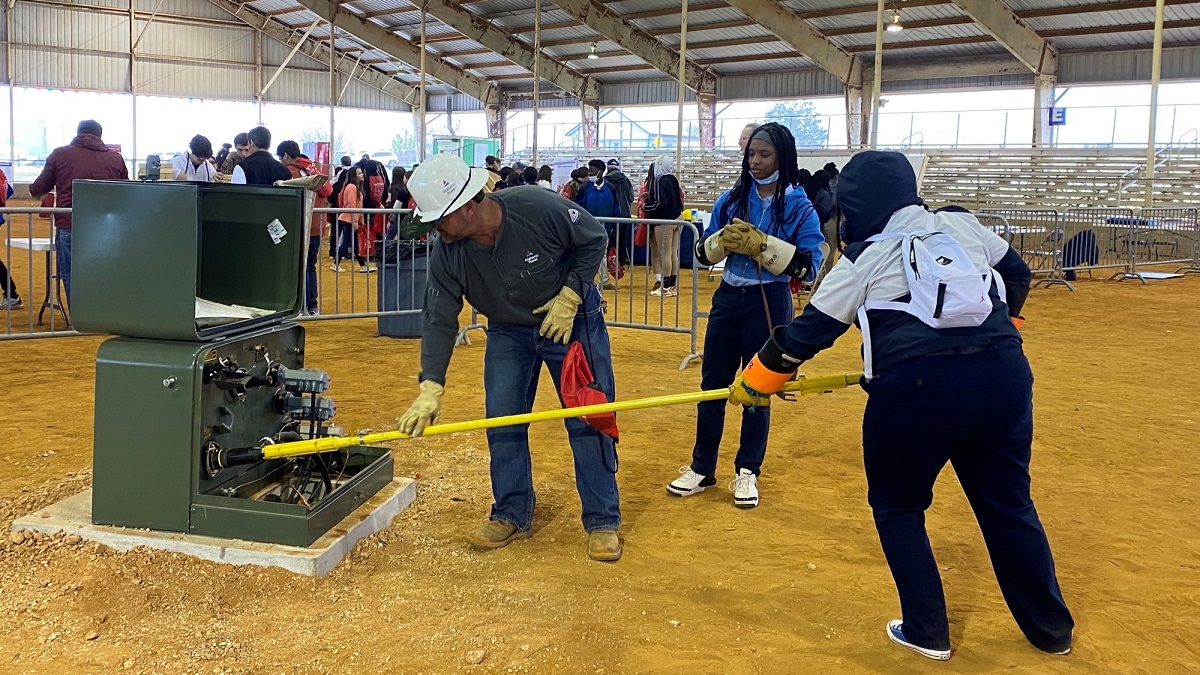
[346,0,412,15]
[136,57,256,100]
[688,42,799,59]
[808,3,968,32]
[1054,26,1200,50]
[713,56,819,74]
[490,9,579,31]
[468,0,536,16]
[658,24,777,47]
[833,22,991,48]
[13,47,128,91]
[14,0,1200,108]
[632,7,753,32]
[718,68,845,99]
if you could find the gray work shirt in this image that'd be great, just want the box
[420,186,607,385]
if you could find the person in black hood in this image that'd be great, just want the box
[803,169,835,224]
[602,159,634,269]
[804,169,837,277]
[725,150,1074,662]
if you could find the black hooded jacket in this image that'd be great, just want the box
[758,151,1032,376]
[837,151,924,247]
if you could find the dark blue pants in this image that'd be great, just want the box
[482,285,620,533]
[862,345,1074,652]
[692,281,793,477]
[55,228,72,308]
[306,235,320,312]
[334,222,353,264]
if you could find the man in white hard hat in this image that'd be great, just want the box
[397,153,623,562]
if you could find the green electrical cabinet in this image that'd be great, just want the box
[73,181,393,547]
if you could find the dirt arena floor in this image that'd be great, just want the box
[2,227,1199,673]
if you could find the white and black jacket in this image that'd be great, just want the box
[773,205,1032,377]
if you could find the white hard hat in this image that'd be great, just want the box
[408,153,491,225]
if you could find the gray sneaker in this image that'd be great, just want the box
[0,297,22,310]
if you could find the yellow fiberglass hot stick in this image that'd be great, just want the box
[259,372,864,462]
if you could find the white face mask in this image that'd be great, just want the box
[753,170,779,186]
[588,175,599,183]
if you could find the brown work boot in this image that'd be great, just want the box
[465,520,531,550]
[587,530,623,562]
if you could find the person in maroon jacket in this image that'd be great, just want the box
[29,119,129,307]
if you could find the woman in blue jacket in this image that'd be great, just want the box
[666,122,824,508]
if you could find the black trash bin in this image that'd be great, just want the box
[377,251,428,338]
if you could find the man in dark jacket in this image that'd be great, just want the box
[29,119,129,306]
[231,126,291,186]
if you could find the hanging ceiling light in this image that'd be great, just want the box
[587,43,600,59]
[887,10,904,32]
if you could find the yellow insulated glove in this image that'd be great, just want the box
[729,370,772,408]
[533,286,582,344]
[397,380,445,437]
[723,218,768,257]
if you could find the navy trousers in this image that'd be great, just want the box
[692,281,793,477]
[862,344,1074,652]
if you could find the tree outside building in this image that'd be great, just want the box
[765,101,830,148]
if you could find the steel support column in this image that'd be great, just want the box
[1033,73,1056,148]
[1145,0,1166,206]
[698,92,717,150]
[486,89,506,158]
[845,84,866,148]
[581,97,599,150]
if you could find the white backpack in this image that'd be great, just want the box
[857,226,1004,380]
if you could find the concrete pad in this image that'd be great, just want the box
[12,478,416,577]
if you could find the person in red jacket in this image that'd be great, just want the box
[29,120,129,307]
[278,140,335,314]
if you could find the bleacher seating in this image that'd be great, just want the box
[508,146,1200,211]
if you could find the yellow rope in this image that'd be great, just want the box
[261,372,863,461]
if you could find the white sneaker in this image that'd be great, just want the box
[667,466,715,497]
[358,264,369,273]
[665,286,678,297]
[330,264,344,272]
[0,297,21,309]
[650,286,666,297]
[886,620,951,661]
[730,468,759,508]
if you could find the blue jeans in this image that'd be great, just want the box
[482,285,620,533]
[862,345,1073,652]
[334,221,353,264]
[692,281,794,477]
[306,235,320,311]
[55,228,72,308]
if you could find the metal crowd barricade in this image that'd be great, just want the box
[974,213,1011,242]
[309,207,429,321]
[979,208,1074,291]
[455,308,487,346]
[1128,207,1200,275]
[1173,208,1200,275]
[0,207,76,340]
[597,216,703,370]
[1060,207,1141,283]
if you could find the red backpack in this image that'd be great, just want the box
[367,173,385,205]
